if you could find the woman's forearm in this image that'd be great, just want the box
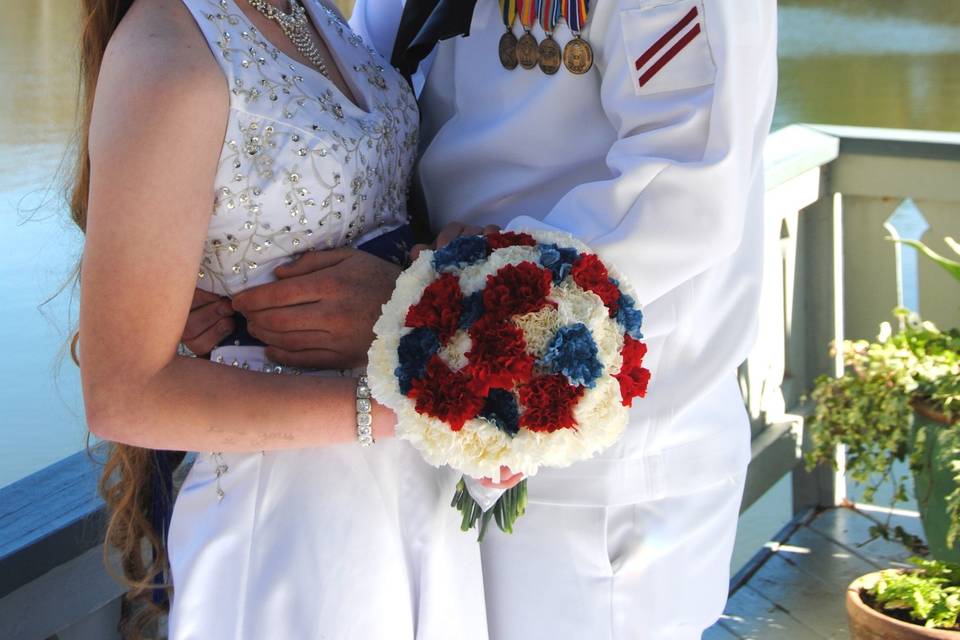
[86,354,394,451]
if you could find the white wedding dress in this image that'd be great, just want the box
[167,1,488,638]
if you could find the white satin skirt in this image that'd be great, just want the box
[167,347,489,640]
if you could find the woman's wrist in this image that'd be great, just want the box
[351,376,394,445]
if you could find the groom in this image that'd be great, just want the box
[183,0,777,637]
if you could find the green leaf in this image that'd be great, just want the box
[867,560,960,628]
[890,237,960,284]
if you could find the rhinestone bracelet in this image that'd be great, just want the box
[356,375,374,447]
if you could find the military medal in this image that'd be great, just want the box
[536,0,562,75]
[498,0,519,70]
[515,0,540,69]
[562,0,594,74]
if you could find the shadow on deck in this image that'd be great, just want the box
[706,505,924,640]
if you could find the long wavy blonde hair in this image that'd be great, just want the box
[71,1,185,637]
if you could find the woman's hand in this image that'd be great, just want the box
[478,466,524,490]
[410,222,501,260]
[180,289,235,357]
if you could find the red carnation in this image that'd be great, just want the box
[483,261,554,321]
[518,374,585,432]
[408,355,486,431]
[615,336,651,407]
[486,231,537,251]
[571,254,620,316]
[405,273,462,341]
[465,317,535,395]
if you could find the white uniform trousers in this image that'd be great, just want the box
[479,471,746,640]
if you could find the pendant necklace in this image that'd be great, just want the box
[247,0,329,77]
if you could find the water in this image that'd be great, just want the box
[774,1,960,131]
[1,2,958,567]
[0,1,87,489]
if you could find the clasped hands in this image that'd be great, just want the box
[181,222,519,489]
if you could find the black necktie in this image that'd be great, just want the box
[391,0,479,78]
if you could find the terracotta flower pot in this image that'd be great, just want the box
[847,572,960,639]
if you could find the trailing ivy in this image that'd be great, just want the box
[807,311,960,546]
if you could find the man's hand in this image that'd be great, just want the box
[231,248,402,369]
[410,222,500,260]
[180,289,235,356]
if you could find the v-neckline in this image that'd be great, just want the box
[223,0,373,115]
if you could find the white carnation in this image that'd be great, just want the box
[458,245,541,295]
[437,330,472,371]
[512,306,561,360]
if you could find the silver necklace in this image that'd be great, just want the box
[246,0,329,77]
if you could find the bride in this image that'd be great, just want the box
[75,0,492,637]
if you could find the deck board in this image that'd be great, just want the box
[807,505,925,569]
[719,582,825,639]
[745,554,848,639]
[705,506,920,640]
[702,623,741,640]
[782,525,882,593]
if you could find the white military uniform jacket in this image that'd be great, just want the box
[351,0,778,506]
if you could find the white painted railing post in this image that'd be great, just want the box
[789,180,846,514]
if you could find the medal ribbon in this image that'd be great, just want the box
[517,0,537,32]
[538,0,561,34]
[563,0,589,34]
[499,0,517,30]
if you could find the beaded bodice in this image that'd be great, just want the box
[182,0,419,295]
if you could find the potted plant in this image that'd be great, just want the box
[806,236,960,636]
[847,558,960,637]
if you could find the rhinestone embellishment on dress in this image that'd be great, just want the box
[195,0,418,295]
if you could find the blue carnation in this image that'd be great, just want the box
[480,388,520,437]
[615,292,644,340]
[538,243,580,283]
[432,235,489,272]
[539,323,604,388]
[395,328,440,395]
[458,291,485,331]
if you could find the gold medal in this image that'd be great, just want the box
[498,0,519,70]
[538,37,562,75]
[499,30,519,70]
[562,35,593,74]
[561,0,594,74]
[537,0,562,75]
[516,32,540,69]
[516,0,539,70]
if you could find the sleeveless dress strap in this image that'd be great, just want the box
[178,0,244,93]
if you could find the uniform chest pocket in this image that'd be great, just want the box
[620,0,716,96]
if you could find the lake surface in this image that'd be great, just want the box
[1,0,957,568]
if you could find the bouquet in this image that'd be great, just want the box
[368,230,650,538]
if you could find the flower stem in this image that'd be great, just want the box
[452,477,529,541]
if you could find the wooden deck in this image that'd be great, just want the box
[705,504,925,640]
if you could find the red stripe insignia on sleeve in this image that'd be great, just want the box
[633,5,702,88]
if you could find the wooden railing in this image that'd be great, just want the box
[2,124,958,639]
[741,125,960,518]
